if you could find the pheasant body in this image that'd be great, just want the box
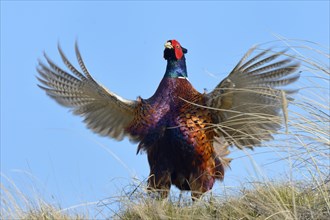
[127,76,218,196]
[124,50,220,196]
[37,39,300,199]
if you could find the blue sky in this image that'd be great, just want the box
[1,0,329,214]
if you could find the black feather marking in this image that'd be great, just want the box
[243,49,288,73]
[239,48,271,71]
[231,46,257,73]
[250,64,300,81]
[251,74,300,87]
[74,41,95,82]
[42,53,82,81]
[245,59,293,76]
[37,65,81,89]
[57,43,86,80]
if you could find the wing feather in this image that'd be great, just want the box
[243,49,287,73]
[206,47,300,149]
[37,43,137,141]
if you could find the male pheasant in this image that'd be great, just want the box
[37,40,300,199]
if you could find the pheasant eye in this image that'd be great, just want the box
[176,45,180,48]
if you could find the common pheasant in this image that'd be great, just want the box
[37,40,300,199]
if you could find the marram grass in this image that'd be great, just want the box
[2,179,329,219]
[116,181,329,220]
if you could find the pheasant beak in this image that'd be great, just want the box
[164,41,173,49]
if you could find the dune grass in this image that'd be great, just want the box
[114,181,329,220]
[1,40,329,219]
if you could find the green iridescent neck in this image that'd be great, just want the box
[164,57,188,78]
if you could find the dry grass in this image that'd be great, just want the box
[0,174,88,219]
[1,40,329,219]
[114,181,329,220]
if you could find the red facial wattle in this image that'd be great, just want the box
[171,40,184,60]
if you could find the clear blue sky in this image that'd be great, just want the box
[1,0,329,214]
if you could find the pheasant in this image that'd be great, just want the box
[37,40,300,199]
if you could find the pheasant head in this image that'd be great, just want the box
[163,40,188,78]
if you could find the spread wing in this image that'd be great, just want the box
[206,46,300,149]
[37,42,137,141]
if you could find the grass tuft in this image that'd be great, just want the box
[108,180,329,219]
